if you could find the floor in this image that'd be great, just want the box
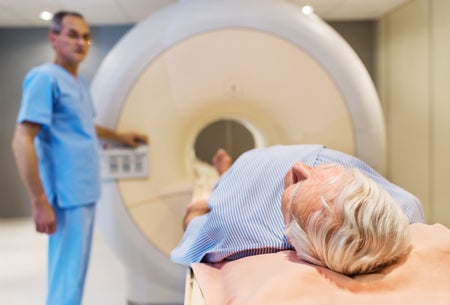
[0,217,127,305]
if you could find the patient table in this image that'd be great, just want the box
[184,223,450,305]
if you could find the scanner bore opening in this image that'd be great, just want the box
[194,119,256,165]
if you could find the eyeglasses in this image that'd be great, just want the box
[56,30,92,45]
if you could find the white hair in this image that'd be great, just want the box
[284,168,411,276]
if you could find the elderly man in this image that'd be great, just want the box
[171,145,424,275]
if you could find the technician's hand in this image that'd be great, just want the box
[119,133,148,148]
[32,198,57,235]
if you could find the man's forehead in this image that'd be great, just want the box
[313,163,345,175]
[62,16,89,31]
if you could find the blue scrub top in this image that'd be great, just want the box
[17,63,100,207]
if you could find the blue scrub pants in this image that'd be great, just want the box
[47,203,96,305]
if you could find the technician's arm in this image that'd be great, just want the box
[11,122,56,234]
[95,125,148,148]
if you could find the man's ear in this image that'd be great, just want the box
[48,31,57,48]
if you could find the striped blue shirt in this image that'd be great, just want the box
[170,145,424,266]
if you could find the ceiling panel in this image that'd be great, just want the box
[287,0,411,20]
[0,0,412,27]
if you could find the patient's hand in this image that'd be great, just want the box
[183,199,211,230]
[213,148,232,175]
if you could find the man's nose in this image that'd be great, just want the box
[291,162,311,184]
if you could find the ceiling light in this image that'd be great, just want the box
[39,11,53,21]
[302,5,314,15]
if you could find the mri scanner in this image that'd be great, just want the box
[90,0,385,304]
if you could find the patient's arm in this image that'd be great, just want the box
[183,199,211,230]
[183,149,232,230]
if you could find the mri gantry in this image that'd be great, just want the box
[91,1,385,303]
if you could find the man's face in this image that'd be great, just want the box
[50,15,91,65]
[281,162,344,226]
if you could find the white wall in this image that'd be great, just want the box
[377,0,450,226]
